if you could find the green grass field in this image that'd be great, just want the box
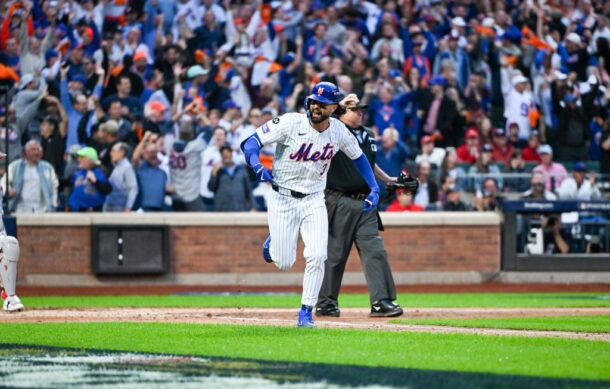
[4,292,610,386]
[3,323,610,382]
[395,315,610,334]
[22,292,610,309]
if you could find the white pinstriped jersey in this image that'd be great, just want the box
[255,113,363,194]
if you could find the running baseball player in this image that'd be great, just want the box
[240,82,380,327]
[0,152,24,312]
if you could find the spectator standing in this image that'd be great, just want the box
[168,120,207,211]
[39,97,68,179]
[1,140,58,213]
[503,75,533,140]
[532,145,568,192]
[376,128,410,179]
[68,147,111,212]
[552,94,590,162]
[132,133,168,212]
[104,143,139,212]
[200,127,227,210]
[557,162,602,201]
[419,76,459,147]
[208,145,252,212]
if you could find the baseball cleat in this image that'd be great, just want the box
[3,295,25,312]
[297,307,316,328]
[262,235,273,263]
[315,304,340,317]
[370,300,403,318]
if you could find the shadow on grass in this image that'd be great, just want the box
[0,345,607,388]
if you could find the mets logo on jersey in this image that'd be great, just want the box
[289,143,334,162]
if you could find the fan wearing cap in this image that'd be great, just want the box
[506,122,528,149]
[467,143,504,193]
[532,144,569,192]
[556,162,601,200]
[12,74,47,135]
[68,147,111,212]
[415,135,446,168]
[490,127,515,167]
[558,32,589,81]
[317,93,404,319]
[456,128,480,163]
[503,74,534,140]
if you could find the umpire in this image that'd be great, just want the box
[316,93,413,318]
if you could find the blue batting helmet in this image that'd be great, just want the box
[307,82,341,106]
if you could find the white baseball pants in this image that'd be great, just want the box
[267,190,327,307]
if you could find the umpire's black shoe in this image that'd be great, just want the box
[315,304,341,317]
[370,300,403,318]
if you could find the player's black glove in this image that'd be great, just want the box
[387,172,419,195]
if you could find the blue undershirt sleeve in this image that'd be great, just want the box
[353,154,379,193]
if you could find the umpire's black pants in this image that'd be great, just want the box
[317,190,397,307]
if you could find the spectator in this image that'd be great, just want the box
[1,140,58,213]
[552,94,590,162]
[104,143,139,212]
[102,75,141,118]
[370,22,404,64]
[39,97,68,179]
[0,106,22,167]
[474,177,500,212]
[415,135,446,169]
[200,127,227,210]
[522,130,542,163]
[68,147,111,212]
[532,145,568,192]
[12,74,47,138]
[168,120,207,211]
[413,161,439,209]
[468,144,503,193]
[439,147,467,192]
[419,76,459,147]
[456,128,480,163]
[387,191,425,212]
[522,172,558,201]
[542,215,571,254]
[503,75,533,140]
[443,188,469,211]
[557,162,602,201]
[504,152,530,193]
[507,122,527,150]
[132,133,168,212]
[491,127,515,167]
[208,145,252,212]
[433,30,470,91]
[376,128,410,179]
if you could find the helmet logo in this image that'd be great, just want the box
[317,87,324,96]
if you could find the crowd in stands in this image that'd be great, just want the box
[0,0,610,213]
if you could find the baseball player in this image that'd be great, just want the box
[240,82,380,328]
[0,152,24,312]
[317,94,419,318]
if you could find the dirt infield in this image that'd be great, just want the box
[18,283,610,296]
[3,307,610,342]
